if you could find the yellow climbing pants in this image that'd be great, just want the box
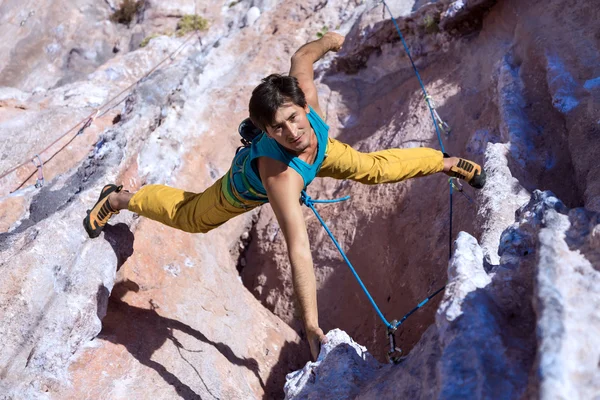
[128,177,249,234]
[317,138,444,183]
[128,138,444,233]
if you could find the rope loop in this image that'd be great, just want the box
[301,191,350,206]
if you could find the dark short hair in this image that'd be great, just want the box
[249,74,307,131]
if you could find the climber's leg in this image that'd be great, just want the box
[317,138,445,183]
[84,176,251,238]
[126,177,250,233]
[317,138,485,188]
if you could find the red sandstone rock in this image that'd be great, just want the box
[0,0,599,398]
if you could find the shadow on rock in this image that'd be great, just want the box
[262,338,310,400]
[103,223,135,271]
[100,280,266,400]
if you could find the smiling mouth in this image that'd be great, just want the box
[289,134,303,143]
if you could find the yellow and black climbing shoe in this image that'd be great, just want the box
[445,156,486,189]
[83,184,122,239]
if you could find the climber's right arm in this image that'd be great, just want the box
[258,156,325,360]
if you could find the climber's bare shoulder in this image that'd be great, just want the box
[257,157,303,202]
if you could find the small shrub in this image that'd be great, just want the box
[228,1,240,7]
[423,15,440,34]
[110,0,145,26]
[316,26,329,38]
[176,15,209,36]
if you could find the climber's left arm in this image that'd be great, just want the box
[289,32,345,119]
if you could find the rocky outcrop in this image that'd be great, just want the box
[1,1,330,398]
[242,0,599,364]
[284,329,383,399]
[286,189,600,399]
[0,0,599,398]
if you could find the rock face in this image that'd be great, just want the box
[286,189,600,399]
[284,329,383,400]
[241,0,600,363]
[0,0,599,399]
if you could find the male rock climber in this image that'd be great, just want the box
[83,32,486,360]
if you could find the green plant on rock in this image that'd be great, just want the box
[110,0,145,26]
[316,25,329,38]
[176,15,209,36]
[140,33,161,47]
[423,14,440,34]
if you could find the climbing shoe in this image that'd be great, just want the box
[444,155,486,189]
[83,184,122,239]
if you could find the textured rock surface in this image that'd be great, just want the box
[286,190,600,399]
[284,329,383,400]
[1,1,330,398]
[533,197,600,399]
[242,0,599,363]
[0,0,599,398]
[476,142,529,265]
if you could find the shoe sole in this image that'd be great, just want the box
[83,209,102,239]
[83,184,121,239]
[470,170,486,189]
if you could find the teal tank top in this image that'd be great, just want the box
[222,106,329,207]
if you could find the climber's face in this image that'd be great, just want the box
[265,102,313,153]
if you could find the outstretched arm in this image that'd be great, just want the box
[258,157,326,360]
[289,32,345,119]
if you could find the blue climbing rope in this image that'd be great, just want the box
[301,191,394,329]
[381,0,447,153]
[380,0,458,262]
[393,285,446,328]
[301,191,448,332]
[299,1,465,356]
[380,0,455,256]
